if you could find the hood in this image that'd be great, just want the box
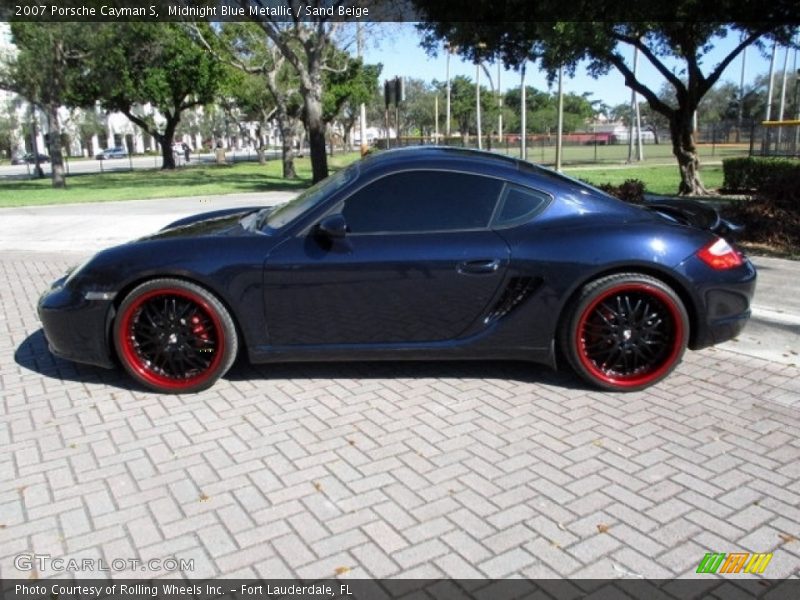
[161,206,265,230]
[137,207,266,242]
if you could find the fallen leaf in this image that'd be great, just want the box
[549,540,561,548]
[597,523,610,534]
[347,439,356,446]
[592,439,604,447]
[199,493,210,502]
[779,533,797,544]
[69,444,77,449]
[334,566,350,576]
[556,522,566,531]
[0,524,6,529]
[313,482,323,492]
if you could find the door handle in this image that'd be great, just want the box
[457,259,501,275]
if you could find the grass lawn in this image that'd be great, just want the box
[564,164,724,196]
[2,149,726,208]
[0,153,360,208]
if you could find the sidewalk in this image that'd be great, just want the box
[0,192,295,254]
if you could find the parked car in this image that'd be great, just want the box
[12,153,49,165]
[96,146,128,160]
[38,147,755,394]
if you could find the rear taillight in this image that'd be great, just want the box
[697,237,743,270]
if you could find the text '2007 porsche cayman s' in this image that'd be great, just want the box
[38,148,755,394]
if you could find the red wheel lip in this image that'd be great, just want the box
[575,283,684,389]
[118,287,225,391]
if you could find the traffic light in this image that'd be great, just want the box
[384,77,405,107]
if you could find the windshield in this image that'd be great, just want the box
[261,161,360,230]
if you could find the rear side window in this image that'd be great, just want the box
[493,185,550,227]
[342,170,503,234]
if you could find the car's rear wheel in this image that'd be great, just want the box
[560,273,689,391]
[113,278,237,393]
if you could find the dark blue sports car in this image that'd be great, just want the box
[38,147,755,394]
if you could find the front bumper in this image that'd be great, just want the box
[37,278,116,369]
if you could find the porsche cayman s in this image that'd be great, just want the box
[38,147,755,394]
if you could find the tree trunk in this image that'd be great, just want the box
[280,123,297,180]
[159,117,179,170]
[47,104,66,189]
[272,106,297,179]
[670,110,708,196]
[304,90,328,183]
[256,126,267,165]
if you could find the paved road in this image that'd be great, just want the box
[0,150,280,179]
[1,196,799,580]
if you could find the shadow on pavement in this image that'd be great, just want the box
[14,328,140,391]
[16,328,589,393]
[226,357,588,390]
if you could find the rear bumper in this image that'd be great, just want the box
[685,258,757,350]
[37,279,116,369]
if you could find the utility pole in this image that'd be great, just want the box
[777,46,790,147]
[520,64,527,160]
[445,42,452,143]
[357,23,367,156]
[497,61,503,145]
[476,62,482,150]
[765,42,778,154]
[736,37,746,143]
[627,46,639,163]
[434,95,439,143]
[555,65,564,171]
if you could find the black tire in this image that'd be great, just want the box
[113,278,238,393]
[559,273,689,392]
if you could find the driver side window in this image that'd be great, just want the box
[341,170,503,234]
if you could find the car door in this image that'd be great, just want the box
[263,169,511,347]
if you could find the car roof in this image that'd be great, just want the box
[357,146,600,199]
[362,146,523,172]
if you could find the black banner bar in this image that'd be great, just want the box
[2,579,800,600]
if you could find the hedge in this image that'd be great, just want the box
[722,156,800,192]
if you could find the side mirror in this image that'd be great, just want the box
[316,214,348,239]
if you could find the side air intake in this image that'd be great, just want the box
[484,277,542,324]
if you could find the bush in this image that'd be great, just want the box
[595,179,647,204]
[721,170,800,254]
[722,157,800,192]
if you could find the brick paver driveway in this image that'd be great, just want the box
[2,251,799,580]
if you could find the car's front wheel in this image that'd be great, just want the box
[113,278,238,393]
[560,273,689,392]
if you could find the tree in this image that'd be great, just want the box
[416,5,798,194]
[71,106,107,158]
[0,100,20,160]
[401,78,447,139]
[236,0,363,183]
[1,23,91,187]
[323,57,381,149]
[193,22,306,178]
[74,23,224,170]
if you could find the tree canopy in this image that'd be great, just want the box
[415,4,798,194]
[2,23,92,187]
[73,23,225,169]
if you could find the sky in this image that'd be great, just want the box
[359,23,794,109]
